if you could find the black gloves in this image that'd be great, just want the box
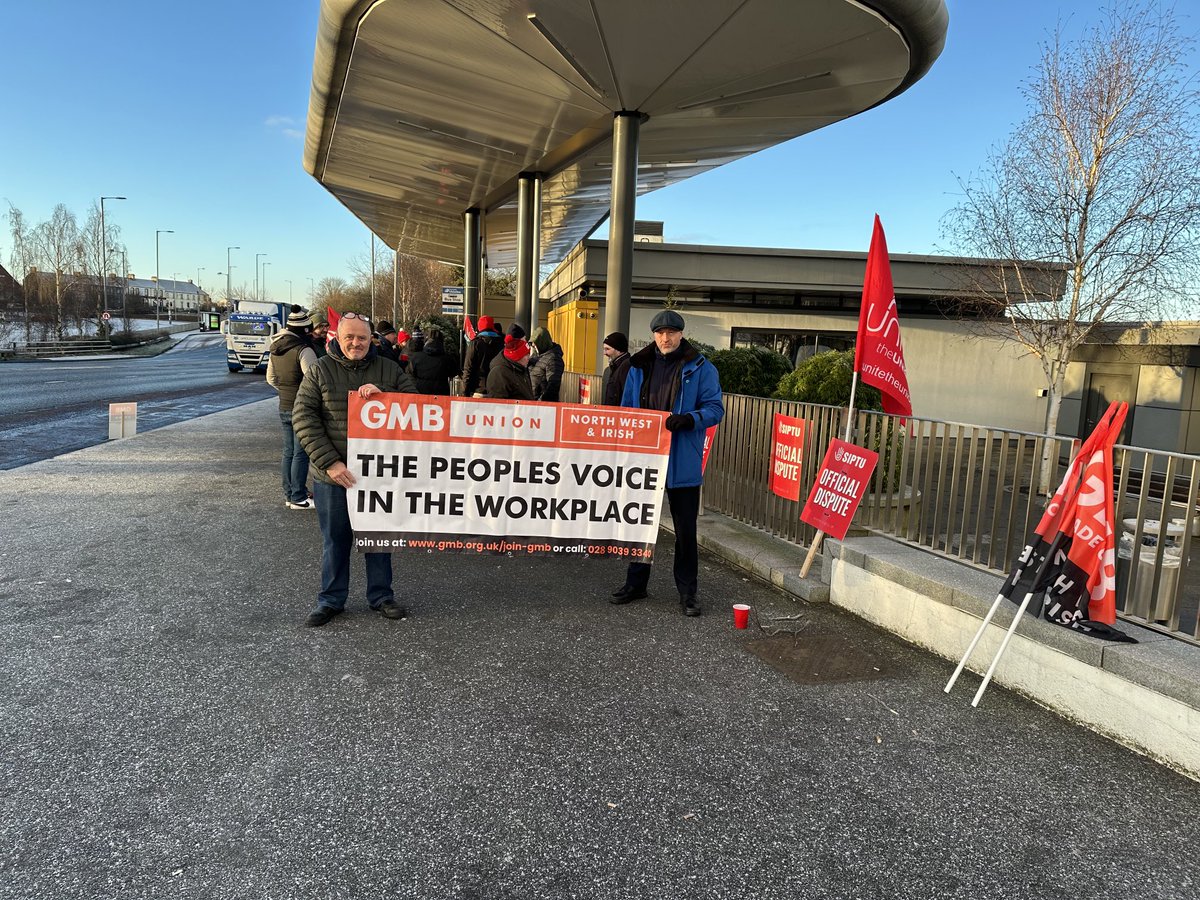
[665,413,695,432]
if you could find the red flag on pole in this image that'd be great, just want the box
[997,401,1133,640]
[854,216,912,419]
[464,315,477,341]
[326,308,340,350]
[945,401,1133,704]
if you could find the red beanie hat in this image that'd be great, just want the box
[477,315,495,332]
[503,335,530,362]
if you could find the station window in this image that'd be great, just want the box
[731,328,856,365]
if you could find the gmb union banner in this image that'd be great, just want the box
[345,393,670,558]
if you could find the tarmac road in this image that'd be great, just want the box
[0,335,275,469]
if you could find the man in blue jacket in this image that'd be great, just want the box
[612,310,724,616]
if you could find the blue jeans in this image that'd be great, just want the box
[313,480,393,612]
[279,410,310,503]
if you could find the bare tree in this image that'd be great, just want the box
[26,205,86,340]
[311,276,360,319]
[6,204,38,342]
[943,2,1200,485]
[81,202,125,333]
[348,249,454,327]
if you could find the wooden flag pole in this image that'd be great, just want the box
[801,374,864,580]
[800,533,824,577]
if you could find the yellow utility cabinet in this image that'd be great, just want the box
[548,299,600,374]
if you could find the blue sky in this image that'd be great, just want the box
[2,2,1194,302]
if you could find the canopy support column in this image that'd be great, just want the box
[604,111,641,345]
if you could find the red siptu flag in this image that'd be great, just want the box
[463,315,477,340]
[854,216,912,419]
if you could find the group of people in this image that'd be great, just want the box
[266,304,724,626]
[369,320,458,395]
[459,315,566,403]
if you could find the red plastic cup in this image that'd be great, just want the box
[733,604,750,629]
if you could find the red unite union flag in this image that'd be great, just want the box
[854,216,912,419]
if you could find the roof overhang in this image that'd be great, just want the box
[305,0,949,268]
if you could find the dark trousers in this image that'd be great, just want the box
[313,480,393,611]
[626,485,701,599]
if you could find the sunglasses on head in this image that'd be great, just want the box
[341,312,370,322]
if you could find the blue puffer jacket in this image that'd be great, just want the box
[621,341,724,488]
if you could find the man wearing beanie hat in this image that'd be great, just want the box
[486,334,535,400]
[267,306,318,509]
[611,310,724,616]
[462,315,503,396]
[601,331,631,407]
[373,321,401,364]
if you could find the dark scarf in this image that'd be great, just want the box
[645,344,686,412]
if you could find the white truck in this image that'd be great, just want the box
[222,300,290,373]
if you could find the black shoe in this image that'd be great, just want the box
[610,585,648,605]
[375,599,407,620]
[305,606,343,627]
[682,596,701,617]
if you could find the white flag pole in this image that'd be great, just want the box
[971,589,1037,707]
[947,530,1065,704]
[844,371,860,443]
[943,592,1008,694]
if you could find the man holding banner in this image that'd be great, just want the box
[293,313,417,628]
[612,311,724,616]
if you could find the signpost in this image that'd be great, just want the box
[441,285,465,316]
[108,402,138,439]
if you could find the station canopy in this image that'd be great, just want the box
[305,0,948,268]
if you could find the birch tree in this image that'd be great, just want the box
[28,205,86,340]
[943,2,1200,486]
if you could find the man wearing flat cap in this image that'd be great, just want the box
[612,310,724,616]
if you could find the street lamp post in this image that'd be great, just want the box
[285,279,293,303]
[171,273,179,323]
[99,195,126,330]
[226,246,240,304]
[255,253,267,302]
[119,248,129,332]
[156,229,174,332]
[308,276,315,302]
[262,261,271,302]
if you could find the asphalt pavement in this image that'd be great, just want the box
[1,400,1198,900]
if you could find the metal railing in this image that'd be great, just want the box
[561,372,1200,644]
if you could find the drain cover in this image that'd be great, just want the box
[743,633,900,685]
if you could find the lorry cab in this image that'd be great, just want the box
[223,312,279,373]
